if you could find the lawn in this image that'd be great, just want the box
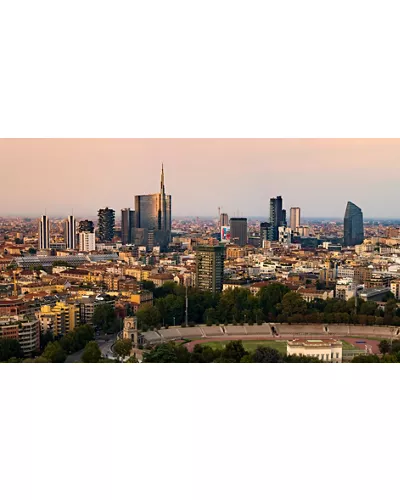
[341,340,362,351]
[202,339,361,353]
[202,340,288,354]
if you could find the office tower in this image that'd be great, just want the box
[298,226,310,237]
[282,209,287,227]
[344,201,364,247]
[290,207,301,231]
[65,215,76,250]
[38,215,50,250]
[98,207,115,242]
[229,218,248,246]
[79,231,96,252]
[220,213,229,227]
[121,208,135,245]
[278,226,292,245]
[260,222,273,247]
[79,220,94,233]
[270,196,284,240]
[195,245,225,293]
[134,165,172,250]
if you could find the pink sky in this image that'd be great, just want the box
[1,139,400,218]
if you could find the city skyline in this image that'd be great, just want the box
[2,139,400,218]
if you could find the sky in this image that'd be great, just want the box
[1,138,400,219]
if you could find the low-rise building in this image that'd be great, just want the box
[0,315,40,356]
[287,339,342,363]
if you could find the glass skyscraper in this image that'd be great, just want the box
[343,201,364,247]
[134,165,172,250]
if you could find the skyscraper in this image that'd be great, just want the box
[65,215,76,250]
[270,196,284,240]
[195,245,225,293]
[220,213,229,227]
[290,207,301,231]
[78,220,94,233]
[38,215,50,250]
[121,208,135,245]
[344,201,364,247]
[134,165,172,250]
[98,207,115,242]
[229,217,248,246]
[79,231,96,252]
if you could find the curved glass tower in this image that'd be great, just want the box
[344,201,364,247]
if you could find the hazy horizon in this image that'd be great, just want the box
[2,138,400,219]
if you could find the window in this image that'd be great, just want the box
[336,353,339,359]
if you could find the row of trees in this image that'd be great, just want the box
[143,340,321,363]
[136,282,400,330]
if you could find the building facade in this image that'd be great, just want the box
[65,215,76,250]
[344,201,364,247]
[287,339,343,362]
[290,207,301,232]
[270,196,284,241]
[195,245,225,293]
[121,208,135,245]
[79,231,96,252]
[229,218,248,246]
[134,165,172,251]
[39,215,50,250]
[98,207,115,242]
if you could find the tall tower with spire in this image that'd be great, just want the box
[134,164,172,251]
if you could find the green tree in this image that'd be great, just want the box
[0,338,24,362]
[352,354,380,363]
[278,292,307,318]
[81,341,102,363]
[379,339,391,354]
[190,344,221,363]
[113,339,133,360]
[258,283,290,318]
[136,305,161,330]
[252,346,282,363]
[92,304,118,333]
[221,340,248,363]
[42,341,67,363]
[28,248,37,255]
[360,301,378,316]
[143,342,190,363]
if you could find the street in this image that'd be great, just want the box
[65,334,118,363]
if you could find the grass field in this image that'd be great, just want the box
[202,339,362,353]
[202,340,288,354]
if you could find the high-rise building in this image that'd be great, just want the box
[270,196,284,240]
[344,201,364,247]
[98,207,115,242]
[290,207,301,231]
[65,215,76,250]
[134,165,172,250]
[220,213,229,227]
[229,218,248,246]
[121,208,135,245]
[278,226,292,245]
[282,209,287,227]
[79,231,96,252]
[195,245,225,293]
[79,220,94,233]
[260,222,273,247]
[38,215,50,250]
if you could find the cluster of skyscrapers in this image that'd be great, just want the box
[37,166,172,253]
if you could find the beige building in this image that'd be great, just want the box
[0,315,40,356]
[287,339,343,362]
[39,302,80,337]
[391,280,400,300]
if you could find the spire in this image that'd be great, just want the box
[160,163,165,194]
